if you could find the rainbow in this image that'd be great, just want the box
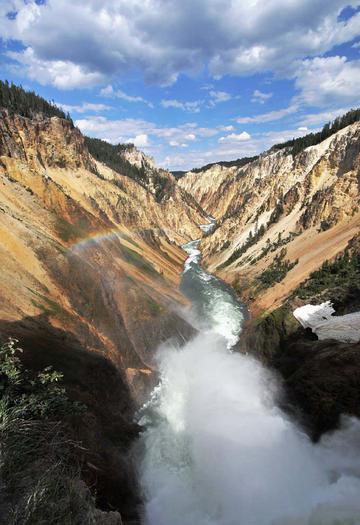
[69,227,129,253]
[68,225,171,253]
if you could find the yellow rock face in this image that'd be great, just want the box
[180,122,360,314]
[0,109,204,399]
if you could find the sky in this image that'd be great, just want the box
[0,1,359,171]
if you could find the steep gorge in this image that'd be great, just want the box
[180,120,360,314]
[0,108,208,384]
[1,96,360,524]
[0,107,207,522]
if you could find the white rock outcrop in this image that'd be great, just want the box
[293,301,360,343]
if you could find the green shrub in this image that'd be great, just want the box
[219,224,267,269]
[294,251,360,302]
[256,250,299,289]
[0,339,100,525]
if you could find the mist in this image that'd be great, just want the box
[139,333,360,525]
[138,239,360,525]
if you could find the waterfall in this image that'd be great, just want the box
[138,238,360,525]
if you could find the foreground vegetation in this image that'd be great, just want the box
[0,339,102,524]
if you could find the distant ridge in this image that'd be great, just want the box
[176,108,360,177]
[171,156,259,179]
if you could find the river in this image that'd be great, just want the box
[138,229,360,525]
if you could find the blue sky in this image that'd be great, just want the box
[0,1,359,170]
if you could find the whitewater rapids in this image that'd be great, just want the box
[138,239,360,525]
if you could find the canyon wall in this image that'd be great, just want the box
[0,108,207,522]
[180,121,360,315]
[0,109,207,390]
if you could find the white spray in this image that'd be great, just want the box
[139,240,360,525]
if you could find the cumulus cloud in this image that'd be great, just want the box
[169,140,188,148]
[7,47,105,89]
[163,127,311,170]
[208,90,232,105]
[251,89,273,104]
[219,131,251,143]
[1,0,359,86]
[100,84,153,107]
[128,133,149,148]
[219,125,236,131]
[294,56,360,107]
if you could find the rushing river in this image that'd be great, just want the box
[138,226,360,525]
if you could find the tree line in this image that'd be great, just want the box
[192,155,260,174]
[0,79,73,123]
[271,108,360,156]
[85,136,148,182]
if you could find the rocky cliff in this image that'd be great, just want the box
[0,108,207,382]
[0,107,207,522]
[180,121,360,315]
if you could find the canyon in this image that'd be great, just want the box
[180,120,360,314]
[0,106,207,523]
[1,97,360,524]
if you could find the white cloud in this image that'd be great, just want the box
[251,89,273,104]
[128,133,149,148]
[208,90,232,105]
[2,1,359,86]
[161,99,203,113]
[75,116,217,146]
[294,56,360,107]
[352,41,360,49]
[219,131,251,143]
[100,84,153,107]
[219,125,236,131]
[236,104,299,124]
[7,47,104,89]
[100,85,115,97]
[299,107,352,127]
[297,126,308,131]
[230,57,359,126]
[75,114,316,170]
[200,83,215,90]
[163,126,311,170]
[57,102,111,114]
[169,140,188,148]
[208,7,360,78]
